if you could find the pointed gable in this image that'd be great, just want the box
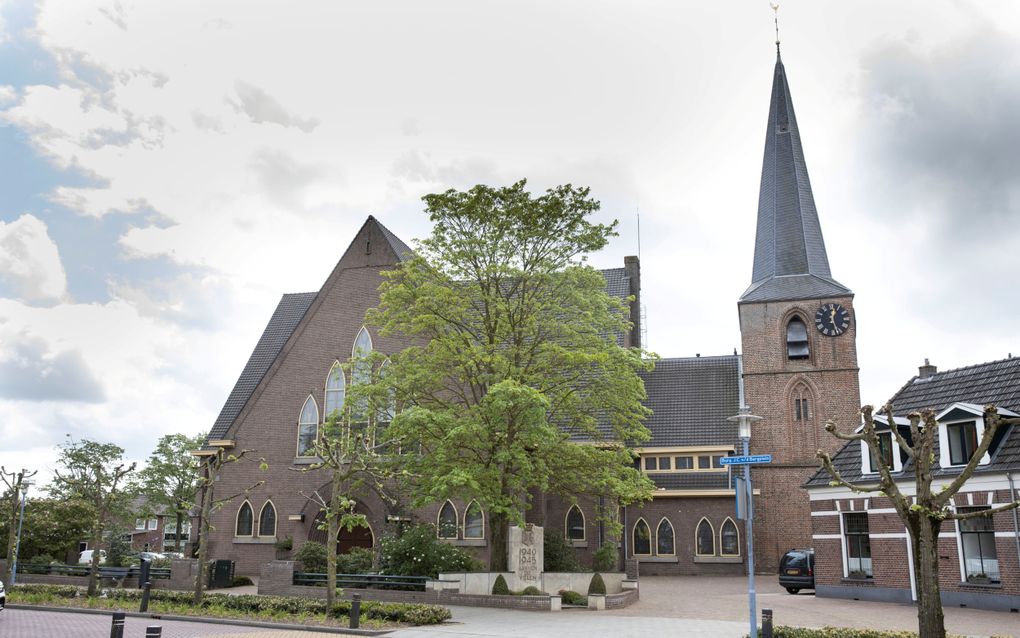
[741,53,850,303]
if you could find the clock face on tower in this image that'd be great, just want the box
[815,303,850,337]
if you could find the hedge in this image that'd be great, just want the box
[752,628,1009,638]
[10,584,451,626]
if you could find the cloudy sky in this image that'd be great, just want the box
[2,0,1019,483]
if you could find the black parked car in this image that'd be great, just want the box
[779,548,814,594]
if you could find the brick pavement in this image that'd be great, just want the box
[0,608,363,638]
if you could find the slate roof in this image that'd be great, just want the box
[648,472,732,491]
[806,357,1020,487]
[206,292,317,441]
[600,267,631,302]
[638,356,742,448]
[741,53,850,303]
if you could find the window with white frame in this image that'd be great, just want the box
[135,518,146,530]
[957,507,999,583]
[324,361,346,420]
[258,501,277,537]
[656,518,675,555]
[235,502,254,537]
[565,505,585,541]
[351,327,373,428]
[148,518,158,530]
[437,501,458,539]
[464,501,484,539]
[696,518,715,556]
[946,421,978,466]
[297,395,319,457]
[869,432,894,472]
[843,512,872,578]
[720,518,740,556]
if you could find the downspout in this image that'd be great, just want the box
[1008,472,1020,574]
[622,504,628,572]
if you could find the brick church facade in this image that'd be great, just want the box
[198,50,863,577]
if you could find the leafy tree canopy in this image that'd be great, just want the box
[368,181,654,569]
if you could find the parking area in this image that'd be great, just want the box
[612,576,1018,637]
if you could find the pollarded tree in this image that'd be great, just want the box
[2,467,37,584]
[368,180,654,571]
[50,439,136,596]
[138,433,206,554]
[818,404,1020,638]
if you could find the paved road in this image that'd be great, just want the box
[0,608,359,638]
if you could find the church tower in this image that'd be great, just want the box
[738,49,862,569]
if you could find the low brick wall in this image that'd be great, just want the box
[446,593,553,611]
[606,589,638,609]
[259,561,445,604]
[9,572,175,590]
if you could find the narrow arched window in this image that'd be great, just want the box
[720,518,740,556]
[656,518,675,555]
[375,359,396,450]
[633,518,651,555]
[464,501,484,539]
[297,395,319,457]
[792,384,812,422]
[786,317,809,360]
[351,327,373,426]
[565,505,585,541]
[235,502,254,537]
[324,361,346,420]
[696,518,715,556]
[437,501,458,539]
[258,501,277,537]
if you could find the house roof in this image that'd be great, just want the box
[206,292,317,441]
[372,215,414,261]
[638,356,742,448]
[805,356,1020,487]
[740,53,849,303]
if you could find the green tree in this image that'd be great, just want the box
[818,404,1020,638]
[369,180,654,570]
[2,467,37,584]
[0,496,93,565]
[49,438,136,596]
[137,433,205,554]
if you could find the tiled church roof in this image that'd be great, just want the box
[805,356,1020,487]
[207,292,317,441]
[638,356,742,448]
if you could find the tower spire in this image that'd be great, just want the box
[739,44,850,303]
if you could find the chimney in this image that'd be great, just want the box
[624,255,641,349]
[918,358,937,379]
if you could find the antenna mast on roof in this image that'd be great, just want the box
[771,3,781,55]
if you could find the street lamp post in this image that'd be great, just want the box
[10,479,33,586]
[729,407,763,638]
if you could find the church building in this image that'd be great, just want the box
[198,49,862,577]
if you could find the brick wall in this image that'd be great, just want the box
[739,295,862,571]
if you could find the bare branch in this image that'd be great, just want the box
[935,406,1014,508]
[883,404,915,459]
[816,450,886,494]
[949,499,1020,520]
[824,419,865,442]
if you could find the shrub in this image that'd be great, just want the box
[587,572,606,595]
[379,524,481,578]
[752,629,957,638]
[232,576,254,587]
[336,546,374,574]
[558,589,586,605]
[543,528,582,572]
[330,600,451,625]
[591,543,617,572]
[294,541,328,573]
[274,536,293,551]
[12,584,79,598]
[491,574,511,595]
[520,585,545,596]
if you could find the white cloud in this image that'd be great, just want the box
[0,215,68,304]
[0,85,16,106]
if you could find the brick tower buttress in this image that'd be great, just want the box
[737,50,862,571]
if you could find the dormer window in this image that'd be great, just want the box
[786,318,809,360]
[934,403,1015,469]
[860,415,906,475]
[869,432,894,471]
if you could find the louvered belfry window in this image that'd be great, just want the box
[786,318,809,360]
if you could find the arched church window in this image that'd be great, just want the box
[258,501,277,537]
[464,501,484,539]
[297,395,319,457]
[720,518,740,556]
[696,518,715,556]
[324,361,346,419]
[656,518,675,555]
[437,501,458,539]
[235,501,254,537]
[786,317,809,360]
[633,518,651,555]
[565,505,585,541]
[792,384,812,422]
[351,327,373,426]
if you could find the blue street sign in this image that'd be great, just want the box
[720,454,772,466]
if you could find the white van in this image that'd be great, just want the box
[78,549,107,565]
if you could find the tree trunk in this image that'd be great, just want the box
[489,512,509,572]
[4,487,18,585]
[326,472,342,609]
[910,513,946,638]
[174,510,184,554]
[87,522,103,597]
[194,472,213,606]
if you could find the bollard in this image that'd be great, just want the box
[145,626,162,638]
[350,592,362,630]
[109,611,126,638]
[139,581,152,613]
[761,608,773,638]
